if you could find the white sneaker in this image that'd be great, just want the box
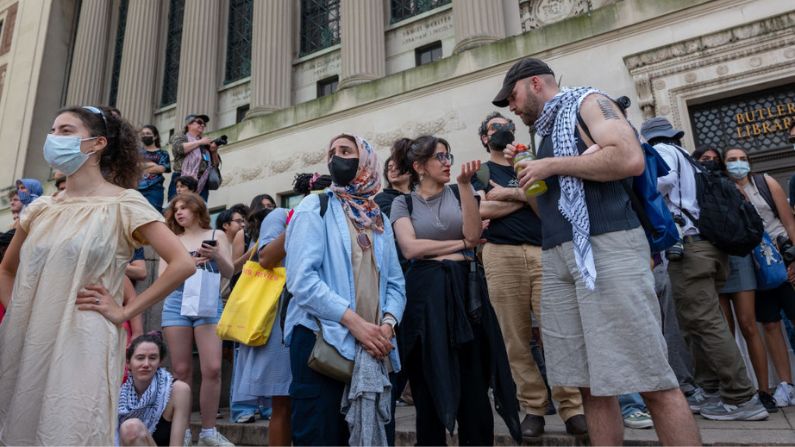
[198,430,234,446]
[772,382,795,407]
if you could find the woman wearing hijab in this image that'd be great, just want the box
[284,134,406,445]
[15,178,43,208]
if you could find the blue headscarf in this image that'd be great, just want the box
[16,178,43,206]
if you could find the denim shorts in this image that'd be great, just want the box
[161,287,223,328]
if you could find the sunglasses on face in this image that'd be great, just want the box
[433,152,454,164]
[192,120,206,126]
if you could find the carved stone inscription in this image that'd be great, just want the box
[399,12,452,46]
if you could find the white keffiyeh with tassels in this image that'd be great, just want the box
[535,86,609,290]
[116,368,173,445]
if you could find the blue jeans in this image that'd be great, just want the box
[618,393,648,418]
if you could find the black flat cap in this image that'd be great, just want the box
[492,58,555,107]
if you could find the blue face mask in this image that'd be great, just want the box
[17,190,30,204]
[42,134,98,176]
[726,160,751,180]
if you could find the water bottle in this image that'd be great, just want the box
[513,144,548,197]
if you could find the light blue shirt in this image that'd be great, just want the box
[258,207,289,258]
[284,191,406,370]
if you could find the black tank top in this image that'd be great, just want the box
[536,131,640,249]
[151,415,172,446]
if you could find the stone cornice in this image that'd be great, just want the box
[622,9,795,120]
[624,11,795,74]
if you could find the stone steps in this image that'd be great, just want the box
[188,406,795,446]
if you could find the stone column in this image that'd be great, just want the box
[116,0,161,127]
[65,0,112,105]
[452,0,506,54]
[174,0,220,130]
[338,0,385,90]
[247,0,293,117]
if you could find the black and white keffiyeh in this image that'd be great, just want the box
[116,368,173,445]
[535,86,608,290]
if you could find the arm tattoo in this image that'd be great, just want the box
[597,98,620,120]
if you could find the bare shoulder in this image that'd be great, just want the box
[171,379,191,395]
[764,173,785,191]
[579,93,623,122]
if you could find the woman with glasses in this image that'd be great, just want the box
[167,113,218,202]
[0,106,195,445]
[391,135,521,445]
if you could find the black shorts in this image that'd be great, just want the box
[755,282,795,323]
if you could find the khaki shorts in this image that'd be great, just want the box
[541,227,678,396]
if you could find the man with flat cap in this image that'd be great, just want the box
[641,116,768,421]
[493,58,700,445]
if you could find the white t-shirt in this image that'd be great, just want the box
[654,143,700,237]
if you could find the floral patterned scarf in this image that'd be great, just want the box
[328,134,384,233]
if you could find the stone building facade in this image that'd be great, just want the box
[0,0,793,220]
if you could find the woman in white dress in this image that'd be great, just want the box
[0,105,195,445]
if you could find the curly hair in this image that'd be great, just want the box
[164,192,211,235]
[293,173,332,195]
[57,106,141,188]
[390,135,451,187]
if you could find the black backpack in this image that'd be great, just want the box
[674,147,763,256]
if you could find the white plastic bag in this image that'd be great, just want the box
[181,264,221,318]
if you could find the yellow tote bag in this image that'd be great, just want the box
[216,251,286,346]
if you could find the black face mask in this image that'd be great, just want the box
[329,156,359,187]
[488,130,514,151]
[141,136,155,146]
[700,160,720,172]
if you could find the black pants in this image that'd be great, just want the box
[407,326,494,446]
[289,325,349,446]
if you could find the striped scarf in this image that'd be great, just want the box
[535,86,607,290]
[117,368,173,445]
